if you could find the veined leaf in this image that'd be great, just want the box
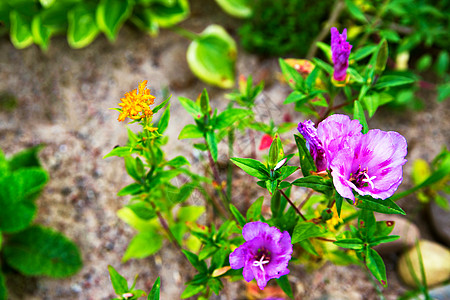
[230,157,269,180]
[96,0,133,42]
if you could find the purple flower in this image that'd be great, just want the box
[330,129,407,201]
[229,222,293,290]
[331,27,352,81]
[297,120,327,172]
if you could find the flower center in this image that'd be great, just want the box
[349,167,376,189]
[253,250,270,272]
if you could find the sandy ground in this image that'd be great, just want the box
[0,1,449,299]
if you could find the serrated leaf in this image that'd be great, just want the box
[122,231,163,262]
[108,265,129,295]
[3,225,82,277]
[96,0,133,42]
[292,222,327,243]
[230,157,269,180]
[68,3,99,48]
[187,25,236,88]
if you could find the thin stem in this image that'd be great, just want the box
[150,201,183,253]
[227,129,235,201]
[207,149,231,216]
[169,26,199,41]
[279,189,307,221]
[306,0,345,59]
[315,237,336,242]
[298,189,314,211]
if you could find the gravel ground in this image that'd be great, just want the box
[0,1,449,299]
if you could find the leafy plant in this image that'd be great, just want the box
[0,146,82,300]
[108,265,160,300]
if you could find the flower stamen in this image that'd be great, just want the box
[362,172,376,189]
[252,254,270,272]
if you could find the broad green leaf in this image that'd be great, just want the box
[345,0,367,23]
[181,284,204,299]
[270,190,283,218]
[283,91,307,105]
[199,88,211,115]
[148,0,189,28]
[276,275,293,299]
[10,10,33,49]
[312,58,333,75]
[96,0,133,42]
[0,168,48,233]
[373,75,415,89]
[230,157,269,180]
[0,271,7,300]
[178,96,201,118]
[178,206,205,222]
[335,192,344,218]
[375,220,395,237]
[208,277,223,295]
[229,204,246,227]
[350,45,377,62]
[366,248,387,286]
[279,58,305,91]
[148,277,161,300]
[68,3,100,48]
[166,156,190,168]
[294,134,316,177]
[292,222,327,243]
[126,201,156,220]
[117,207,160,232]
[124,156,140,181]
[122,231,163,262]
[214,108,250,129]
[298,239,318,256]
[179,124,203,139]
[246,196,263,221]
[108,265,129,295]
[103,146,132,158]
[369,235,400,247]
[157,103,170,133]
[334,238,364,250]
[353,100,368,134]
[214,0,252,18]
[206,131,218,162]
[291,176,333,195]
[8,144,43,171]
[356,195,406,215]
[3,225,82,277]
[182,250,207,273]
[187,25,236,88]
[358,209,376,239]
[435,50,449,77]
[31,14,51,51]
[361,93,380,118]
[118,183,142,196]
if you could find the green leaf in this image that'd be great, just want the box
[8,144,43,171]
[187,25,236,88]
[350,45,377,62]
[230,157,269,180]
[356,195,406,215]
[148,277,161,300]
[108,265,129,295]
[279,58,305,91]
[270,190,283,218]
[335,192,344,218]
[181,284,204,299]
[294,134,316,177]
[147,0,190,28]
[291,176,333,195]
[214,108,250,129]
[435,50,449,77]
[178,206,205,222]
[366,248,387,286]
[126,201,156,220]
[10,10,33,49]
[152,96,170,114]
[122,231,163,262]
[298,239,319,256]
[312,58,333,75]
[375,39,388,75]
[182,250,207,273]
[178,96,201,118]
[0,168,48,233]
[358,209,376,239]
[156,103,170,133]
[276,275,293,299]
[361,93,380,118]
[214,0,252,18]
[179,124,203,139]
[3,225,82,277]
[345,0,367,23]
[103,146,132,158]
[316,41,332,62]
[292,222,327,243]
[334,238,364,250]
[96,0,133,42]
[246,196,263,221]
[369,235,400,247]
[118,183,142,196]
[373,75,415,89]
[124,156,140,181]
[268,136,280,169]
[117,207,160,232]
[206,131,218,162]
[229,204,246,227]
[353,100,368,134]
[31,14,51,51]
[68,3,99,48]
[166,156,190,168]
[0,271,6,300]
[375,220,395,237]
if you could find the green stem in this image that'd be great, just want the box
[169,26,199,41]
[227,129,235,201]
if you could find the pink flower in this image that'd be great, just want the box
[331,28,352,81]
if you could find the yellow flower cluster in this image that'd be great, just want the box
[117,80,155,122]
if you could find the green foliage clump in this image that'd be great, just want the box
[238,0,333,57]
